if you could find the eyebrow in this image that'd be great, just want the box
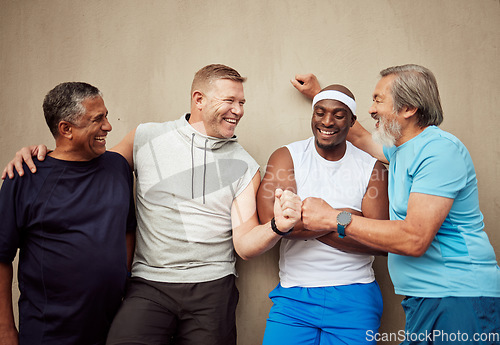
[92,112,108,120]
[314,105,348,113]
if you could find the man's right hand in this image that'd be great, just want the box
[1,145,48,180]
[290,73,322,99]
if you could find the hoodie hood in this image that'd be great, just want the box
[176,113,238,150]
[175,113,239,204]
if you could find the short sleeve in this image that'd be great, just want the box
[410,139,467,199]
[0,177,22,263]
[383,145,397,163]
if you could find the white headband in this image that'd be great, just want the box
[312,90,356,115]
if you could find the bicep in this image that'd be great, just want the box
[256,147,296,223]
[361,161,389,220]
[232,172,260,233]
[405,192,454,247]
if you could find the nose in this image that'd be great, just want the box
[232,103,244,117]
[368,102,376,115]
[322,113,335,127]
[102,117,112,132]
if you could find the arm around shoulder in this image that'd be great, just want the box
[110,128,136,169]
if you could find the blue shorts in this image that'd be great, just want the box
[400,296,500,345]
[262,281,383,345]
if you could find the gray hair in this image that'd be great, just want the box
[43,82,102,137]
[380,64,443,127]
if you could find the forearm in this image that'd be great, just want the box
[0,263,18,344]
[235,220,283,260]
[346,216,427,256]
[297,208,385,255]
[347,122,386,163]
[283,222,331,240]
[317,232,387,256]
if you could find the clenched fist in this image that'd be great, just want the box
[301,197,338,231]
[274,188,302,233]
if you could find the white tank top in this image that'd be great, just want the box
[280,137,377,287]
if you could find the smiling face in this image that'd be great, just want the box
[369,75,402,147]
[311,99,355,159]
[200,78,245,139]
[70,96,112,160]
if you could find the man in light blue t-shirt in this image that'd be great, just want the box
[292,64,499,344]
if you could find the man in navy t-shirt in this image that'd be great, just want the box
[0,82,136,345]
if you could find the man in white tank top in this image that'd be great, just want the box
[257,84,389,345]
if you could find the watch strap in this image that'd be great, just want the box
[337,224,346,238]
[271,217,293,236]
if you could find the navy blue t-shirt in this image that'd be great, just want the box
[0,151,136,345]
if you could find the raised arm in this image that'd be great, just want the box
[347,122,387,163]
[0,263,18,345]
[231,172,301,260]
[290,73,322,99]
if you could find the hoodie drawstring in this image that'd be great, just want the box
[203,139,208,204]
[191,133,195,200]
[191,133,208,204]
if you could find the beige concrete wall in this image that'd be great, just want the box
[1,1,498,344]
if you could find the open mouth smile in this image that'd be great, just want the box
[224,118,237,125]
[319,129,338,135]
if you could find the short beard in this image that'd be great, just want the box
[316,140,337,151]
[372,116,401,147]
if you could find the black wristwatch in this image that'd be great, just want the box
[336,211,352,238]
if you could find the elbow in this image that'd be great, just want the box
[235,247,255,261]
[406,248,426,257]
[402,239,430,257]
[237,252,256,261]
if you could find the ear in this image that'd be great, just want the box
[402,106,418,119]
[350,114,357,127]
[192,90,205,110]
[58,121,74,139]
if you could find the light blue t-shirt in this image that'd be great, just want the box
[384,126,500,297]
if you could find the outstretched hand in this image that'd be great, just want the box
[290,73,322,100]
[1,145,48,180]
[273,188,302,233]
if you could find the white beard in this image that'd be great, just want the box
[372,116,401,147]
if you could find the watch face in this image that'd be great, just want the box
[337,211,352,226]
